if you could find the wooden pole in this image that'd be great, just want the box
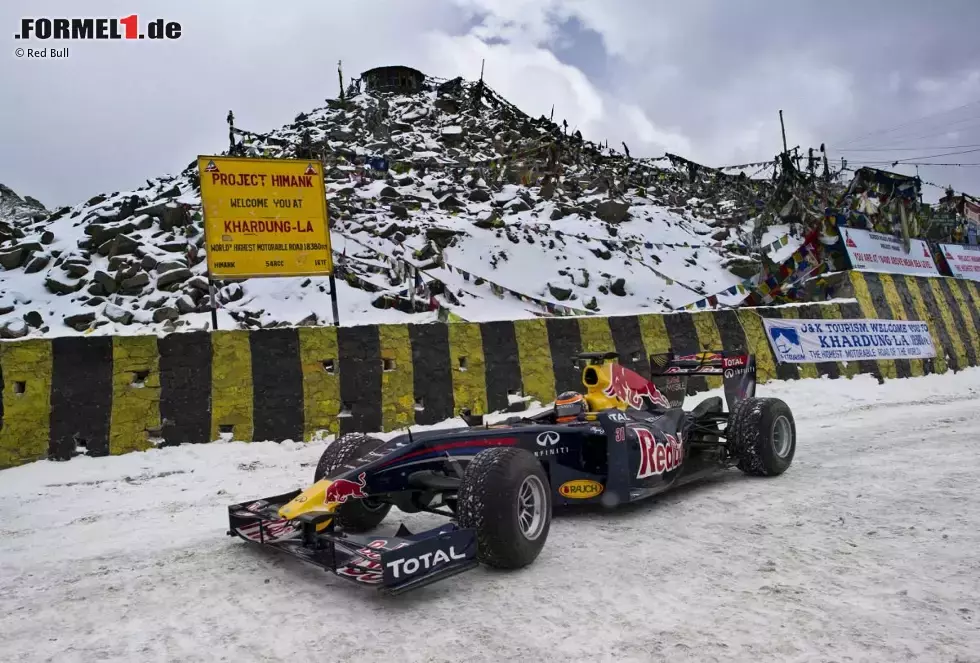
[779,110,788,154]
[338,60,345,101]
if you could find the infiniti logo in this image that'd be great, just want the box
[536,431,560,447]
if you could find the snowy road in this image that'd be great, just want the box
[2,372,980,663]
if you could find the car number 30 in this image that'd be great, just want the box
[614,427,626,442]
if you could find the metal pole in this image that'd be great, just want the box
[779,110,788,154]
[328,273,340,326]
[208,278,219,330]
[410,265,417,310]
[202,207,219,330]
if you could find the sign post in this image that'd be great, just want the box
[762,317,936,364]
[198,155,338,327]
[840,227,940,277]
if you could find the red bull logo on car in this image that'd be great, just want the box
[324,472,368,505]
[603,364,671,410]
[635,427,683,479]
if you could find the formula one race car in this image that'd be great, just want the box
[227,350,796,595]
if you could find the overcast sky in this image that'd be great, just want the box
[2,0,979,208]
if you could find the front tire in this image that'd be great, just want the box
[314,433,391,532]
[729,397,796,476]
[456,447,551,569]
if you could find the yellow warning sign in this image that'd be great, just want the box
[198,155,333,278]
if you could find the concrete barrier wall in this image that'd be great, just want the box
[2,271,979,469]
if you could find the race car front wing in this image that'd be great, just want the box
[227,490,479,595]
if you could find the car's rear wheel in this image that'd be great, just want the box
[729,397,796,476]
[314,433,391,532]
[456,447,551,569]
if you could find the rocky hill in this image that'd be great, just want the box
[0,69,807,340]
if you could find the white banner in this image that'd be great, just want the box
[762,317,936,364]
[939,243,980,282]
[841,227,940,277]
[965,199,980,224]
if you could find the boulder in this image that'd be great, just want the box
[103,303,133,325]
[23,311,43,328]
[175,295,196,314]
[64,312,96,331]
[152,306,179,323]
[141,254,159,271]
[425,227,459,249]
[539,179,556,200]
[390,203,410,220]
[24,254,50,273]
[438,195,463,210]
[93,270,117,296]
[120,272,150,293]
[467,188,491,203]
[610,278,627,297]
[45,276,84,295]
[86,222,135,246]
[0,319,28,339]
[595,200,630,223]
[160,204,188,231]
[548,284,572,301]
[143,295,167,310]
[218,283,244,303]
[0,247,26,270]
[473,211,504,229]
[154,260,186,273]
[185,275,210,292]
[98,233,140,257]
[63,262,89,278]
[157,267,192,289]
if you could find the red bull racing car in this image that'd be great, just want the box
[226,350,796,595]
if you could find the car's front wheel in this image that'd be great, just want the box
[729,397,796,476]
[456,447,551,569]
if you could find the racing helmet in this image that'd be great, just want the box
[555,391,587,423]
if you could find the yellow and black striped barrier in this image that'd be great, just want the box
[1,271,978,469]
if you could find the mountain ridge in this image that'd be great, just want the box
[0,68,806,340]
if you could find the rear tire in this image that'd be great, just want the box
[456,447,551,569]
[729,397,796,476]
[314,433,391,532]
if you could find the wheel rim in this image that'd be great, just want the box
[771,415,793,458]
[517,475,547,541]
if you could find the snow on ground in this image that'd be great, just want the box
[761,223,806,264]
[3,372,980,662]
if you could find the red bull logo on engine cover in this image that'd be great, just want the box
[635,427,683,479]
[324,472,368,504]
[603,363,671,410]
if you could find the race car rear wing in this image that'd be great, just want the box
[649,350,757,412]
